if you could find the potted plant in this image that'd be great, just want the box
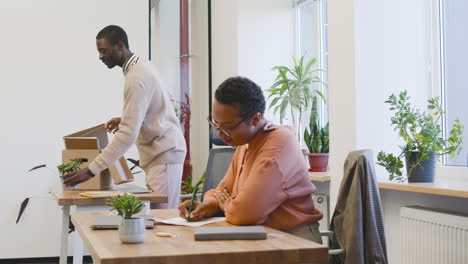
[180,172,205,201]
[304,96,329,172]
[267,56,326,142]
[377,91,464,182]
[107,193,146,243]
[16,158,88,224]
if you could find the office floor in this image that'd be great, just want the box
[2,257,93,264]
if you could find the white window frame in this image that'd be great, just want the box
[432,0,468,179]
[293,0,328,125]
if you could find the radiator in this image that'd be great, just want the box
[400,206,468,264]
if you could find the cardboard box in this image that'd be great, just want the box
[63,124,134,190]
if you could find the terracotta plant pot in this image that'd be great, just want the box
[306,153,329,172]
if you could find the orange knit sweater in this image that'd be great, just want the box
[204,125,323,231]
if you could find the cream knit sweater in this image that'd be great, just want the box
[88,58,186,175]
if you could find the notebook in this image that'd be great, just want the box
[90,215,155,230]
[194,226,267,240]
[79,191,125,198]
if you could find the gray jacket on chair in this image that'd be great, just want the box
[330,150,388,264]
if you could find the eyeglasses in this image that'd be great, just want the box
[207,114,250,137]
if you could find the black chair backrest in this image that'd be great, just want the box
[201,128,236,200]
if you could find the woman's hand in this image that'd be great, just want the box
[178,199,221,221]
[214,189,231,212]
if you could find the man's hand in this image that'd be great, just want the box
[105,117,121,133]
[178,199,220,221]
[63,167,94,187]
[214,189,231,212]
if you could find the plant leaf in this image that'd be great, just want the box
[28,165,46,172]
[16,198,30,224]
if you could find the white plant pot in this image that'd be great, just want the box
[119,218,146,244]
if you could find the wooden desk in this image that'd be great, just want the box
[50,186,167,264]
[71,209,329,264]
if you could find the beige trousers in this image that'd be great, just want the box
[286,221,323,244]
[145,163,184,209]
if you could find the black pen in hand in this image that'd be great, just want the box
[186,187,198,222]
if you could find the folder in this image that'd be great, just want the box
[79,191,125,198]
[194,226,267,240]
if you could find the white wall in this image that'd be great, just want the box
[211,0,239,89]
[0,0,148,258]
[152,0,181,101]
[211,0,294,123]
[237,0,294,106]
[353,0,468,263]
[190,0,210,182]
[327,0,357,213]
[354,0,433,178]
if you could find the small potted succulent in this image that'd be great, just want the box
[377,91,464,182]
[304,96,329,171]
[107,193,146,243]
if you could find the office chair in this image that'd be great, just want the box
[323,149,387,264]
[200,128,236,200]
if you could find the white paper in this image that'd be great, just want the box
[153,217,226,227]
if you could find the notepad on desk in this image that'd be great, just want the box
[152,216,226,227]
[79,191,125,198]
[194,226,267,241]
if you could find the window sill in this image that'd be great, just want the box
[378,178,468,199]
[310,172,331,182]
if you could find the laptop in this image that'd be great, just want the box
[90,215,155,230]
[112,183,152,194]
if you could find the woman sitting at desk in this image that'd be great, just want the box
[179,76,323,243]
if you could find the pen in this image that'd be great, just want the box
[187,186,198,222]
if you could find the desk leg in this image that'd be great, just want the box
[73,230,84,264]
[60,205,70,264]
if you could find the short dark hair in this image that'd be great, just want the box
[96,25,129,49]
[215,76,266,119]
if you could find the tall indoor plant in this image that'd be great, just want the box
[267,56,326,141]
[107,193,146,243]
[304,96,329,171]
[16,159,88,224]
[377,91,463,182]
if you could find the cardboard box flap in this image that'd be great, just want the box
[64,124,108,149]
[109,157,134,184]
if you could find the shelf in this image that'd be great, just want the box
[378,179,468,199]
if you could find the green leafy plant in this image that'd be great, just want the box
[107,193,144,219]
[304,96,329,153]
[181,172,205,195]
[377,90,464,182]
[266,56,326,140]
[57,158,87,176]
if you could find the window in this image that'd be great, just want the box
[439,0,468,167]
[294,0,328,123]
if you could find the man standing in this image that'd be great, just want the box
[64,25,186,209]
